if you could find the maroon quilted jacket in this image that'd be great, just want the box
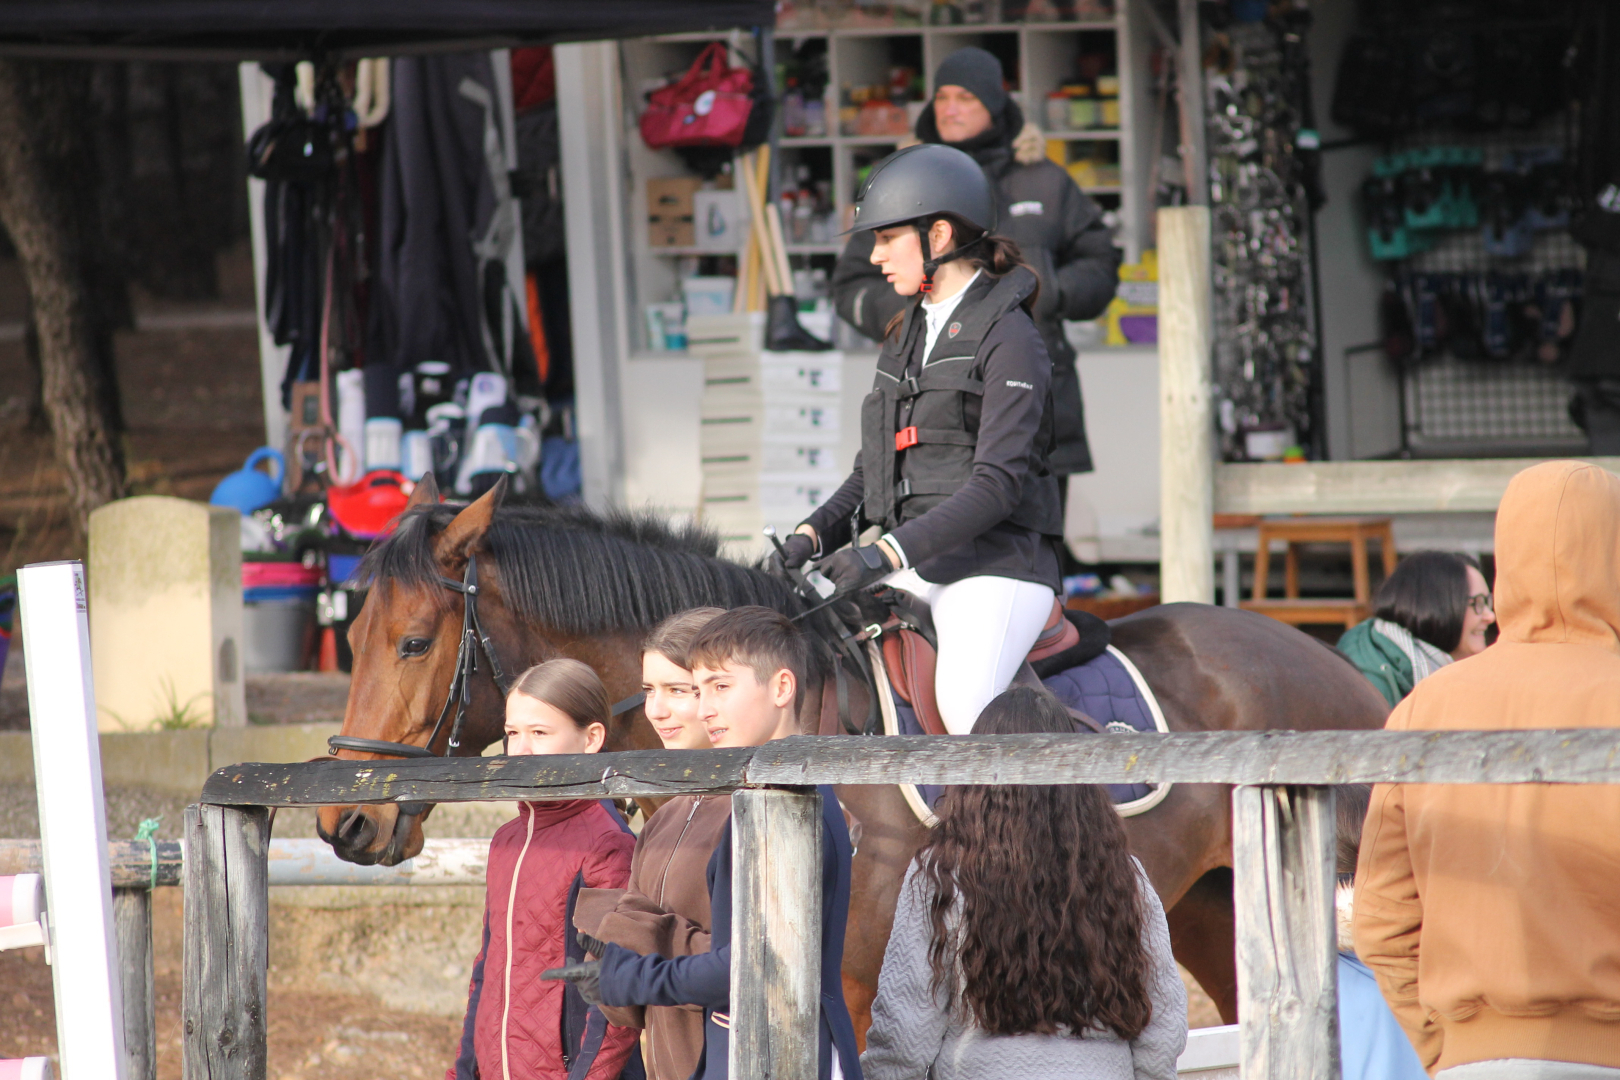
[449,800,639,1080]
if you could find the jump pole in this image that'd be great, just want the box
[1157,206,1215,605]
[18,561,128,1080]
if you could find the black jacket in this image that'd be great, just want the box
[596,786,862,1080]
[805,267,1063,591]
[832,100,1121,475]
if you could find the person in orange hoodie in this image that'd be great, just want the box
[1354,460,1620,1079]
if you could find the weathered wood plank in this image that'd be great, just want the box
[1214,457,1620,516]
[183,804,270,1080]
[1233,786,1339,1080]
[199,730,1620,808]
[730,788,823,1080]
[1158,206,1215,605]
[745,730,1620,787]
[115,887,157,1080]
[0,839,184,888]
[199,747,756,806]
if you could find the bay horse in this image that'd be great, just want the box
[319,476,1388,1030]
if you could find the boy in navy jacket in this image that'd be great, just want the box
[546,606,863,1080]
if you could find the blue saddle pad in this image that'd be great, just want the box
[893,648,1158,810]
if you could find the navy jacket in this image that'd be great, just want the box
[597,785,863,1080]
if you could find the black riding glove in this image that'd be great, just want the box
[577,930,607,960]
[541,960,604,1005]
[776,532,817,571]
[819,544,893,597]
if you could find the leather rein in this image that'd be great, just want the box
[327,553,645,763]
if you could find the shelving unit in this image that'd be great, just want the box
[618,6,1154,354]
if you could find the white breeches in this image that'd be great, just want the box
[882,569,1057,735]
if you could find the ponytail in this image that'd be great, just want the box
[881,213,1040,341]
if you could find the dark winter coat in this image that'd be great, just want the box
[832,100,1122,475]
[595,786,863,1080]
[576,793,732,1080]
[449,799,641,1080]
[803,267,1064,591]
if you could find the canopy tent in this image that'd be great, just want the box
[0,0,775,59]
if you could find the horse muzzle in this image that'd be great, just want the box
[316,802,427,866]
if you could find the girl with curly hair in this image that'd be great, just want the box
[861,686,1187,1080]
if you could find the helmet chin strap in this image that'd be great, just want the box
[915,218,986,296]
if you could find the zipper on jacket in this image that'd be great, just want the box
[656,796,705,908]
[500,805,537,1080]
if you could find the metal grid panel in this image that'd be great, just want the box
[1395,119,1586,449]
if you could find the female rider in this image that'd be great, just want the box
[778,143,1065,735]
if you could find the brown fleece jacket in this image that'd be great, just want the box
[573,794,730,1080]
[1353,460,1620,1074]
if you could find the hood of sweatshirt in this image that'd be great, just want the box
[1493,460,1620,651]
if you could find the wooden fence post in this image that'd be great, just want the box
[730,787,823,1080]
[114,887,156,1080]
[1232,785,1339,1080]
[183,803,270,1080]
[1157,206,1215,605]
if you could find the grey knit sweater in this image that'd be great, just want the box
[861,859,1187,1080]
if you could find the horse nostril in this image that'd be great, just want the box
[336,809,377,850]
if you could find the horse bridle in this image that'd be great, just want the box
[327,554,647,764]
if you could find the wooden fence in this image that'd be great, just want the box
[189,729,1620,1080]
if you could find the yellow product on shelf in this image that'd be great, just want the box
[1046,138,1067,167]
[1103,250,1158,346]
[1099,98,1120,127]
[1067,159,1100,189]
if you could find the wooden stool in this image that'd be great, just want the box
[1240,516,1397,629]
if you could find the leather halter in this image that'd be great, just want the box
[326,554,647,762]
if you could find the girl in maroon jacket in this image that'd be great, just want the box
[448,659,641,1080]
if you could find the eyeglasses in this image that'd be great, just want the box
[1467,593,1493,615]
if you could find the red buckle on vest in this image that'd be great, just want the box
[895,426,919,451]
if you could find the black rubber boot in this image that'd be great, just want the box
[764,294,833,352]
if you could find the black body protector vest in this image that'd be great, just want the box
[860,266,1063,536]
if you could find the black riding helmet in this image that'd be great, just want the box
[846,143,995,294]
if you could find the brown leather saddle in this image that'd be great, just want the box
[879,598,1104,736]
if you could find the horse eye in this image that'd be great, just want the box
[398,637,432,658]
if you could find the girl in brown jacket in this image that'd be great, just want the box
[576,609,732,1080]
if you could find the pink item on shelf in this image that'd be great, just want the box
[242,562,321,590]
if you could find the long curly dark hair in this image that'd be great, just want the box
[917,686,1154,1039]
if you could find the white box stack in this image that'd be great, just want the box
[688,314,843,559]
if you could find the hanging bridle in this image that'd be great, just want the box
[326,554,647,763]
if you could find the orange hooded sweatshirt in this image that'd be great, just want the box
[1353,460,1620,1074]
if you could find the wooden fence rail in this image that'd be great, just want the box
[187,730,1620,1080]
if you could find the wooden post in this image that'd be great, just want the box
[114,887,156,1080]
[730,787,823,1080]
[1232,785,1339,1080]
[1157,206,1214,604]
[1175,0,1208,204]
[183,803,270,1080]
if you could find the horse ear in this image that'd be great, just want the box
[407,471,440,508]
[434,475,508,566]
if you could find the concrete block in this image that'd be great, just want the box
[210,723,340,772]
[89,496,245,730]
[100,729,211,791]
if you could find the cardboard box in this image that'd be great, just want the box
[648,176,703,218]
[648,218,695,248]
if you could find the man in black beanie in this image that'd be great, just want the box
[831,45,1120,479]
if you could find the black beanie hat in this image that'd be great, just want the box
[933,47,1007,116]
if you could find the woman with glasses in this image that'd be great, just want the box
[1338,551,1496,709]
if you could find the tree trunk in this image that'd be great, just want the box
[0,60,127,538]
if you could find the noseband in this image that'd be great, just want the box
[326,553,648,763]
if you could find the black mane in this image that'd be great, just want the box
[357,502,807,636]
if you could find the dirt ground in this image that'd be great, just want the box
[0,889,464,1080]
[0,887,1222,1080]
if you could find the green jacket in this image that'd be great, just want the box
[1337,620,1411,709]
